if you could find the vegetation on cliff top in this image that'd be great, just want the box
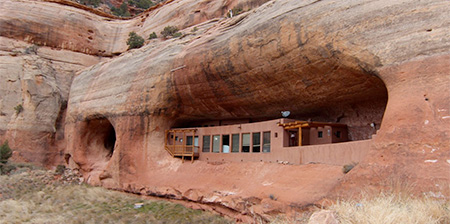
[126,32,145,49]
[72,0,166,17]
[161,25,182,38]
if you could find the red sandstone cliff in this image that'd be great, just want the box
[1,0,449,220]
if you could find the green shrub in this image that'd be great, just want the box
[14,104,23,115]
[128,0,155,9]
[0,141,12,164]
[111,3,131,17]
[126,32,145,49]
[0,140,13,175]
[148,32,157,39]
[160,26,179,38]
[172,32,182,38]
[191,27,198,32]
[79,0,101,7]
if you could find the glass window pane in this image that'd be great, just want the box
[232,134,239,153]
[242,133,250,153]
[212,135,220,153]
[222,135,230,153]
[252,132,260,152]
[194,136,199,146]
[186,136,193,145]
[202,136,210,152]
[263,131,270,152]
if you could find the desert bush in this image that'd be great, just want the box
[126,32,145,49]
[128,0,155,9]
[111,2,131,17]
[0,141,12,164]
[161,26,179,38]
[79,0,101,7]
[0,141,12,175]
[13,104,23,115]
[148,32,157,39]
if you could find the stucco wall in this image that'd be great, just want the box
[298,140,371,165]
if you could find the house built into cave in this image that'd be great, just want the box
[165,118,371,164]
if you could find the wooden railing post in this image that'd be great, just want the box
[298,127,302,146]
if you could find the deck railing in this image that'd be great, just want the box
[164,145,199,155]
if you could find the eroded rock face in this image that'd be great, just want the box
[65,0,450,207]
[0,37,103,165]
[0,0,268,56]
[0,0,267,166]
[1,0,450,219]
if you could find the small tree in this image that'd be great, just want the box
[126,32,145,49]
[128,0,155,9]
[161,26,179,38]
[111,3,131,17]
[0,141,12,164]
[80,0,101,7]
[0,140,12,174]
[148,32,157,39]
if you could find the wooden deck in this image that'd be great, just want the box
[164,145,199,162]
[164,129,199,163]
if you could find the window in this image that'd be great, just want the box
[336,131,341,138]
[232,134,239,153]
[318,131,323,138]
[202,136,211,152]
[194,136,199,146]
[186,136,193,145]
[222,135,230,153]
[252,132,260,153]
[194,136,199,153]
[242,133,250,153]
[212,135,220,153]
[263,131,270,153]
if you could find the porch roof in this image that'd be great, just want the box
[278,120,347,129]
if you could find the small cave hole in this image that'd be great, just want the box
[85,117,117,162]
[104,124,116,158]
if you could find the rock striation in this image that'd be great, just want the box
[1,0,450,219]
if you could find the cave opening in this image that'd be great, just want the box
[104,124,116,158]
[173,73,388,143]
[171,51,389,144]
[84,117,117,164]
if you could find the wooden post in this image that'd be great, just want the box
[183,131,186,155]
[298,127,302,146]
[191,130,195,163]
[192,130,195,153]
[171,131,175,157]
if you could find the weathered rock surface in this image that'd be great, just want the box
[0,0,267,55]
[0,37,103,165]
[1,0,450,220]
